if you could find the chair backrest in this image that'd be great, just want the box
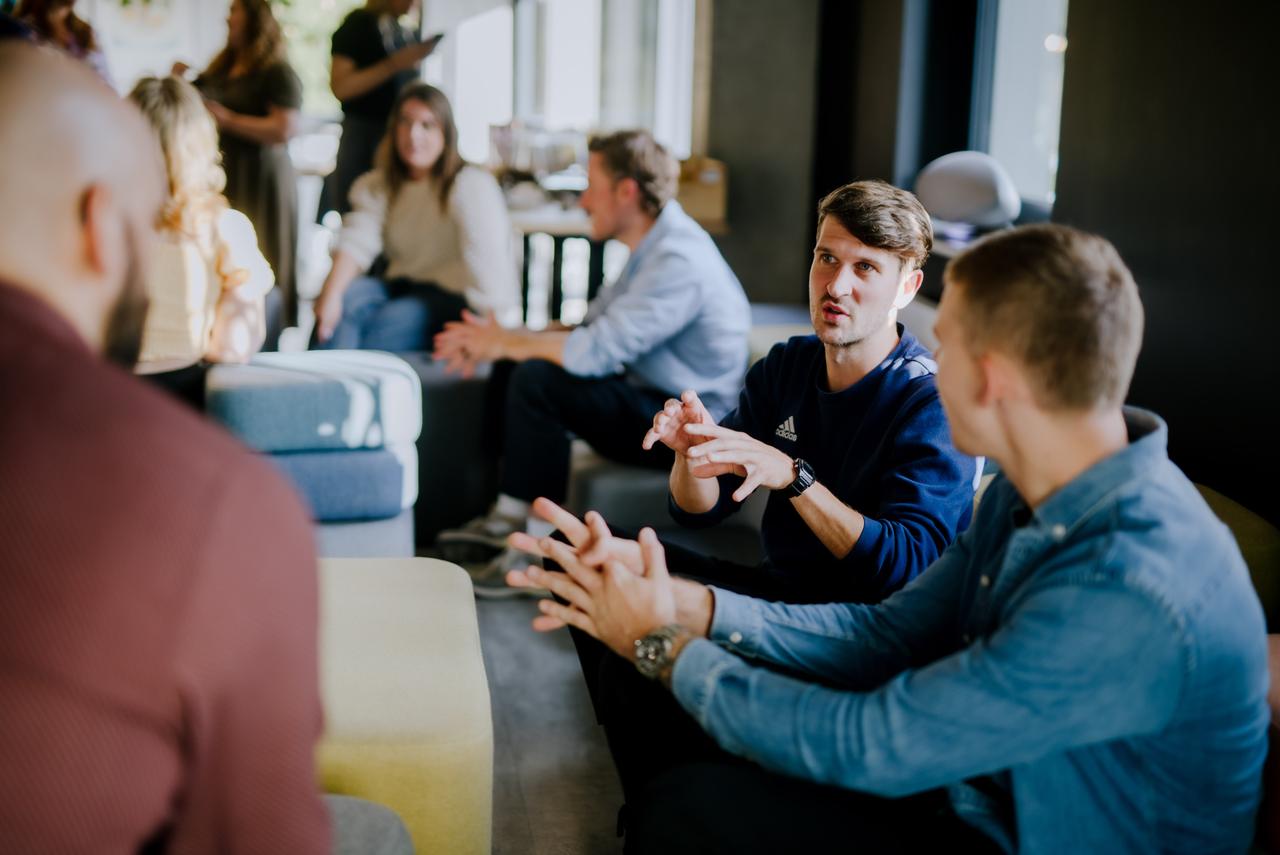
[915,151,1021,231]
[1196,483,1280,630]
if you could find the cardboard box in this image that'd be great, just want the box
[678,156,728,234]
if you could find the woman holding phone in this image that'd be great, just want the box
[324,0,442,216]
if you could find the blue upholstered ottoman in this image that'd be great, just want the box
[207,351,423,556]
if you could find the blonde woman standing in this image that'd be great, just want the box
[130,75,274,409]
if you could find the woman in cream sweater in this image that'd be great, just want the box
[130,75,274,410]
[312,82,519,351]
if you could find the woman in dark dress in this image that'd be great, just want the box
[14,0,111,85]
[323,0,438,217]
[192,0,302,343]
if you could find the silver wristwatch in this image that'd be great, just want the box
[634,624,686,681]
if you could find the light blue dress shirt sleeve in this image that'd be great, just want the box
[561,249,703,378]
[672,553,1185,797]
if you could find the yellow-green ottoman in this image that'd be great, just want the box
[318,558,493,854]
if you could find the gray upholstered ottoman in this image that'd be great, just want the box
[207,351,422,556]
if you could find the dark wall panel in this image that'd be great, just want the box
[1053,0,1280,522]
[706,0,821,304]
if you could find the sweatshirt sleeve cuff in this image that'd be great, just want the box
[847,514,885,564]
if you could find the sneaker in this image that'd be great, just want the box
[467,547,548,600]
[437,506,525,562]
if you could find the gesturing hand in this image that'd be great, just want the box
[529,528,678,658]
[682,423,797,502]
[507,498,643,578]
[641,389,716,459]
[432,309,501,377]
[392,40,435,72]
[507,500,715,636]
[312,286,345,344]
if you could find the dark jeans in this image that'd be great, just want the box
[487,358,675,504]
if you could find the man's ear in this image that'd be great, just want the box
[79,183,121,280]
[615,175,641,208]
[892,267,924,310]
[980,349,1034,408]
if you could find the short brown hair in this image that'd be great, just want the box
[816,180,933,271]
[588,130,679,217]
[945,224,1144,411]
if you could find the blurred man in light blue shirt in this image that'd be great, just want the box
[434,130,749,593]
[514,224,1269,854]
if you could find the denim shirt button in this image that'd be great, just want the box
[962,633,972,643]
[729,631,743,645]
[1051,523,1067,539]
[979,575,991,587]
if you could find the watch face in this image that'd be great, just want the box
[634,628,676,679]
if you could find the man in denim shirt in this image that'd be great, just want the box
[514,224,1269,853]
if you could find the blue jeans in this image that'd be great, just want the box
[314,276,467,352]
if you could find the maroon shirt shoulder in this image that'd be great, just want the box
[0,284,329,853]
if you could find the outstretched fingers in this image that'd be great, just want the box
[540,538,604,593]
[637,527,670,582]
[537,598,599,638]
[530,497,590,547]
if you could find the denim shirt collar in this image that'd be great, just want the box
[1018,407,1167,539]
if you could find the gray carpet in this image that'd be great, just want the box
[477,597,624,855]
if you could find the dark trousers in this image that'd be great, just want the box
[551,533,999,854]
[579,626,998,855]
[487,359,675,504]
[140,362,210,412]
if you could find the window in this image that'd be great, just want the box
[425,4,515,163]
[982,0,1069,205]
[512,0,695,156]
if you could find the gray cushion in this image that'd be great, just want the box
[316,511,415,558]
[207,351,422,453]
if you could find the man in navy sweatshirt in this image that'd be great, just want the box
[638,179,977,604]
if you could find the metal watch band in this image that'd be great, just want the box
[785,457,816,497]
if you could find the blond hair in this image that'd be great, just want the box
[128,75,228,239]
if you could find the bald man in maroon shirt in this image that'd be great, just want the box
[0,45,408,854]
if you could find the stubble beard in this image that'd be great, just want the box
[102,222,151,370]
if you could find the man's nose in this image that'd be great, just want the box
[827,266,855,298]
